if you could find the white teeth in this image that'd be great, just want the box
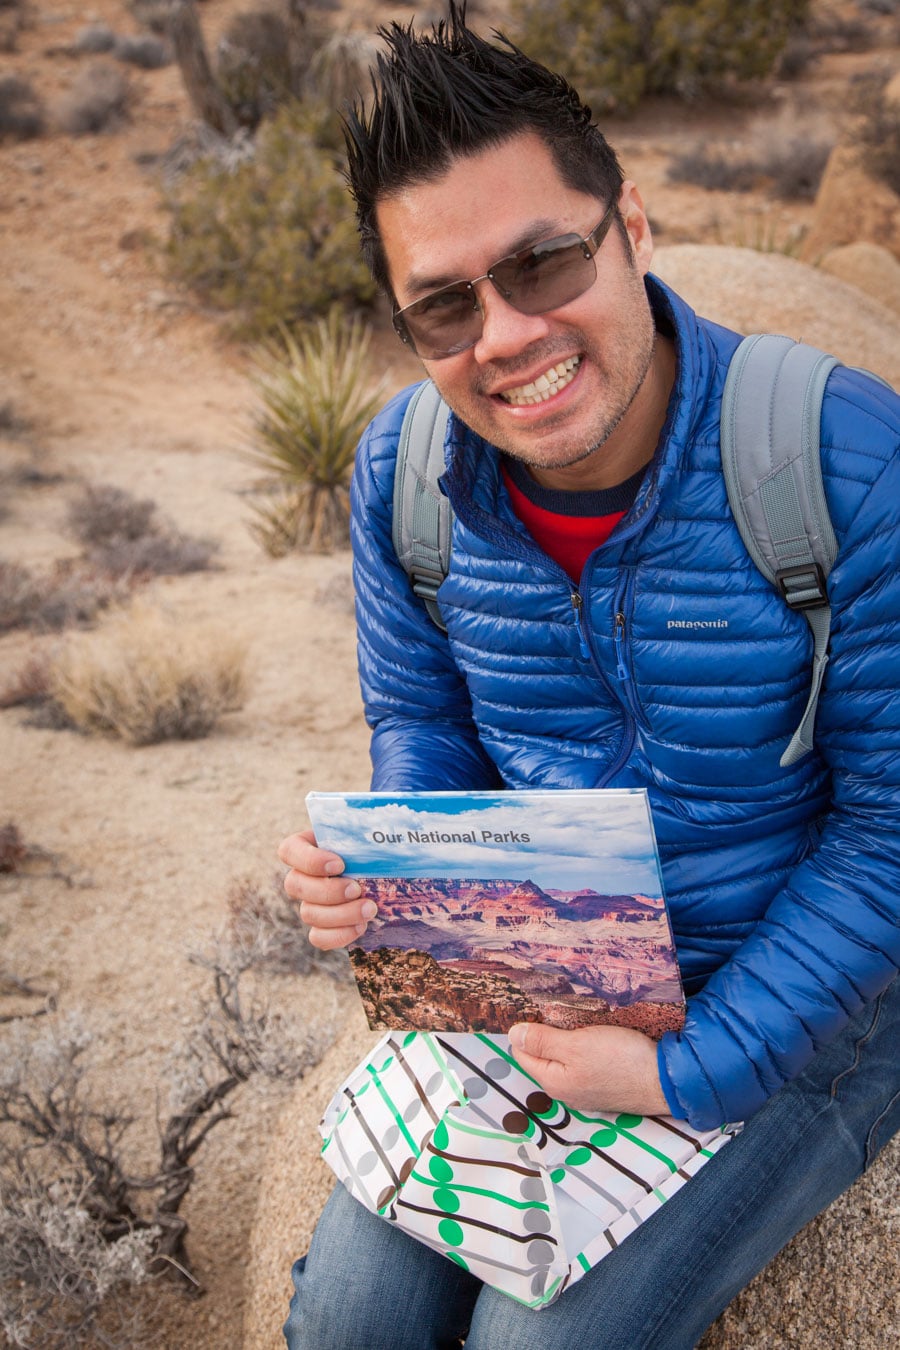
[499,357,581,406]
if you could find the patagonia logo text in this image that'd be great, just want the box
[667,619,730,629]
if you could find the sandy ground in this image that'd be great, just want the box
[1,2,897,1346]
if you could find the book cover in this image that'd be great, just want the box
[305,789,684,1037]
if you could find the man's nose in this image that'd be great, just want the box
[471,280,552,365]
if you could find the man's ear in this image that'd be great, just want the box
[618,180,654,276]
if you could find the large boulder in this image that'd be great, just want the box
[652,243,900,387]
[799,141,900,265]
[243,995,378,1349]
[818,240,900,318]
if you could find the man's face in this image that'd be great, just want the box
[376,131,662,487]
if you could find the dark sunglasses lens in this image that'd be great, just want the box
[402,285,480,358]
[495,236,595,316]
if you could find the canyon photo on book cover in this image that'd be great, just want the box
[305,790,685,1037]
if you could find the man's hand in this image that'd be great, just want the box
[507,1022,670,1117]
[278,828,376,950]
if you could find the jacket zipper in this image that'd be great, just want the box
[571,586,636,783]
[612,573,644,725]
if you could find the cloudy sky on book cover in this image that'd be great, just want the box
[306,789,684,1037]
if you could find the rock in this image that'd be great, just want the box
[798,142,900,265]
[819,240,900,317]
[652,243,900,387]
[243,997,377,1350]
[698,1135,900,1350]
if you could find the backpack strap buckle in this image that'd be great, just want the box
[775,562,828,611]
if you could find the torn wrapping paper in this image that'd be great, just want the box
[319,1030,742,1309]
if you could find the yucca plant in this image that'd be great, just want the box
[247,309,385,554]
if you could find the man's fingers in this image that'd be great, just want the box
[300,896,376,930]
[308,922,369,951]
[278,828,345,877]
[508,1021,562,1064]
[283,868,361,906]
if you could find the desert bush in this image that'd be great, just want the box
[224,876,351,979]
[246,309,385,554]
[0,560,117,633]
[0,823,26,874]
[851,74,900,195]
[74,22,116,53]
[0,653,53,711]
[667,149,759,193]
[0,561,43,632]
[31,569,121,632]
[165,99,374,335]
[65,482,218,578]
[127,0,175,34]
[0,887,338,1342]
[669,127,832,200]
[56,62,130,136]
[304,28,381,111]
[214,8,305,129]
[49,604,248,744]
[509,0,811,113]
[0,74,44,141]
[91,531,217,578]
[115,32,172,68]
[66,483,157,546]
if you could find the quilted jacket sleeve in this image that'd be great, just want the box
[659,372,900,1128]
[351,385,501,792]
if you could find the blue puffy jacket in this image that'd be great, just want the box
[350,276,900,1129]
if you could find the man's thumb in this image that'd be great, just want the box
[509,1021,554,1061]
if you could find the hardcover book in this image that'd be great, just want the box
[305,789,685,1037]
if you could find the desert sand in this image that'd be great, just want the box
[1,2,898,1347]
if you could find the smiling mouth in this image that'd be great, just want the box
[497,356,582,406]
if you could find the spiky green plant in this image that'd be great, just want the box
[247,310,386,554]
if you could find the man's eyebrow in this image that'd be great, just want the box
[402,217,564,298]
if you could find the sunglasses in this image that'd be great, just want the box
[392,200,618,361]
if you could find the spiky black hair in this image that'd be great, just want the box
[343,2,625,296]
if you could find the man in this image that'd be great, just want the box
[279,9,900,1347]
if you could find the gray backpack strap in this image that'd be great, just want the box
[721,334,840,767]
[392,381,452,633]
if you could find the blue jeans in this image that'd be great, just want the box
[283,978,900,1350]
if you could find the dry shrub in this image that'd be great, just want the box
[115,32,172,68]
[164,99,374,337]
[225,876,351,980]
[0,652,52,710]
[0,560,123,634]
[0,561,43,632]
[851,73,900,196]
[0,823,26,874]
[304,29,381,111]
[0,886,339,1341]
[668,111,834,201]
[215,8,301,129]
[56,62,130,136]
[74,22,116,54]
[509,0,811,113]
[90,533,217,578]
[0,74,44,141]
[49,605,248,745]
[66,483,157,547]
[66,482,218,579]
